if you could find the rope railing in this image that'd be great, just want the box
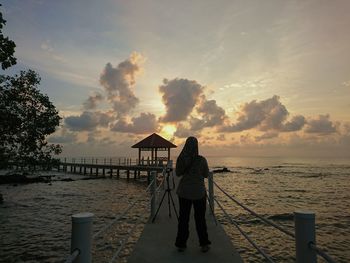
[213,181,295,238]
[214,196,276,263]
[93,201,139,240]
[212,180,336,263]
[105,173,162,262]
[64,249,80,263]
[64,171,159,263]
[94,178,155,240]
[108,215,147,263]
[309,242,336,263]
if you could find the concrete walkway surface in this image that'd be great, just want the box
[128,175,243,263]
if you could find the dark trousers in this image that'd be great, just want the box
[175,196,211,247]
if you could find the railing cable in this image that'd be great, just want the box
[213,181,295,238]
[93,200,138,240]
[94,178,155,240]
[109,215,146,263]
[214,196,275,263]
[64,249,80,263]
[309,242,336,263]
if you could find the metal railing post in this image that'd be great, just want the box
[150,171,156,219]
[208,171,214,215]
[294,211,317,263]
[71,212,94,263]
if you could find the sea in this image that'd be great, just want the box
[0,156,349,263]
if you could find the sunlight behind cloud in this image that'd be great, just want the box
[160,124,176,140]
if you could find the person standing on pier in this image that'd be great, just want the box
[175,136,211,252]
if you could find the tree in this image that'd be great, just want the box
[0,5,16,70]
[0,70,62,168]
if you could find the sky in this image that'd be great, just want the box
[2,0,350,158]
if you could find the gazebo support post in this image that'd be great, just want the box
[138,149,141,165]
[151,149,154,165]
[155,149,158,166]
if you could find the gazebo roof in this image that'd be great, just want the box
[132,133,177,149]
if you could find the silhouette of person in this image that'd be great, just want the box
[175,136,211,252]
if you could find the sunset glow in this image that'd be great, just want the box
[2,0,350,158]
[160,124,176,140]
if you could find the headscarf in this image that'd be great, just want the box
[176,136,199,175]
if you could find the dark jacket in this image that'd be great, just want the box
[176,155,209,200]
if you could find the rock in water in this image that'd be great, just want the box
[212,167,231,173]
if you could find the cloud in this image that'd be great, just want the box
[111,113,158,134]
[83,92,104,110]
[190,97,227,131]
[220,95,288,132]
[216,134,226,141]
[304,114,337,134]
[40,40,66,62]
[48,128,77,143]
[65,111,113,131]
[255,132,279,142]
[174,123,199,138]
[342,80,350,87]
[99,52,144,116]
[159,78,204,122]
[240,133,252,144]
[281,115,306,132]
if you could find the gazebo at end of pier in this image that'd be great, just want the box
[132,133,177,166]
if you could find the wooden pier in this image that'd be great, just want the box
[58,158,165,183]
[127,176,243,263]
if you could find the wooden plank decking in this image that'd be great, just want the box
[128,176,243,263]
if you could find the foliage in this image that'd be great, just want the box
[0,70,62,168]
[0,5,17,70]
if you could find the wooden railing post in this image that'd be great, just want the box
[294,211,317,263]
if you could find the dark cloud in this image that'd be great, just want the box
[99,53,143,116]
[65,111,113,131]
[240,133,252,144]
[174,123,199,138]
[190,97,227,131]
[48,129,77,143]
[219,95,288,132]
[216,134,226,141]
[83,92,104,110]
[255,132,279,142]
[111,113,158,134]
[305,114,337,134]
[281,115,306,132]
[159,78,204,122]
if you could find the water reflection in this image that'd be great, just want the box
[1,160,349,262]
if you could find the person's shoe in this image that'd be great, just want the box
[177,246,186,252]
[201,245,210,253]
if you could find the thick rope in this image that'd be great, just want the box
[214,197,275,263]
[213,181,295,238]
[64,249,80,263]
[309,242,336,263]
[94,178,155,240]
[109,216,146,263]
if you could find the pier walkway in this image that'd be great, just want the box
[64,165,336,263]
[128,176,243,263]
